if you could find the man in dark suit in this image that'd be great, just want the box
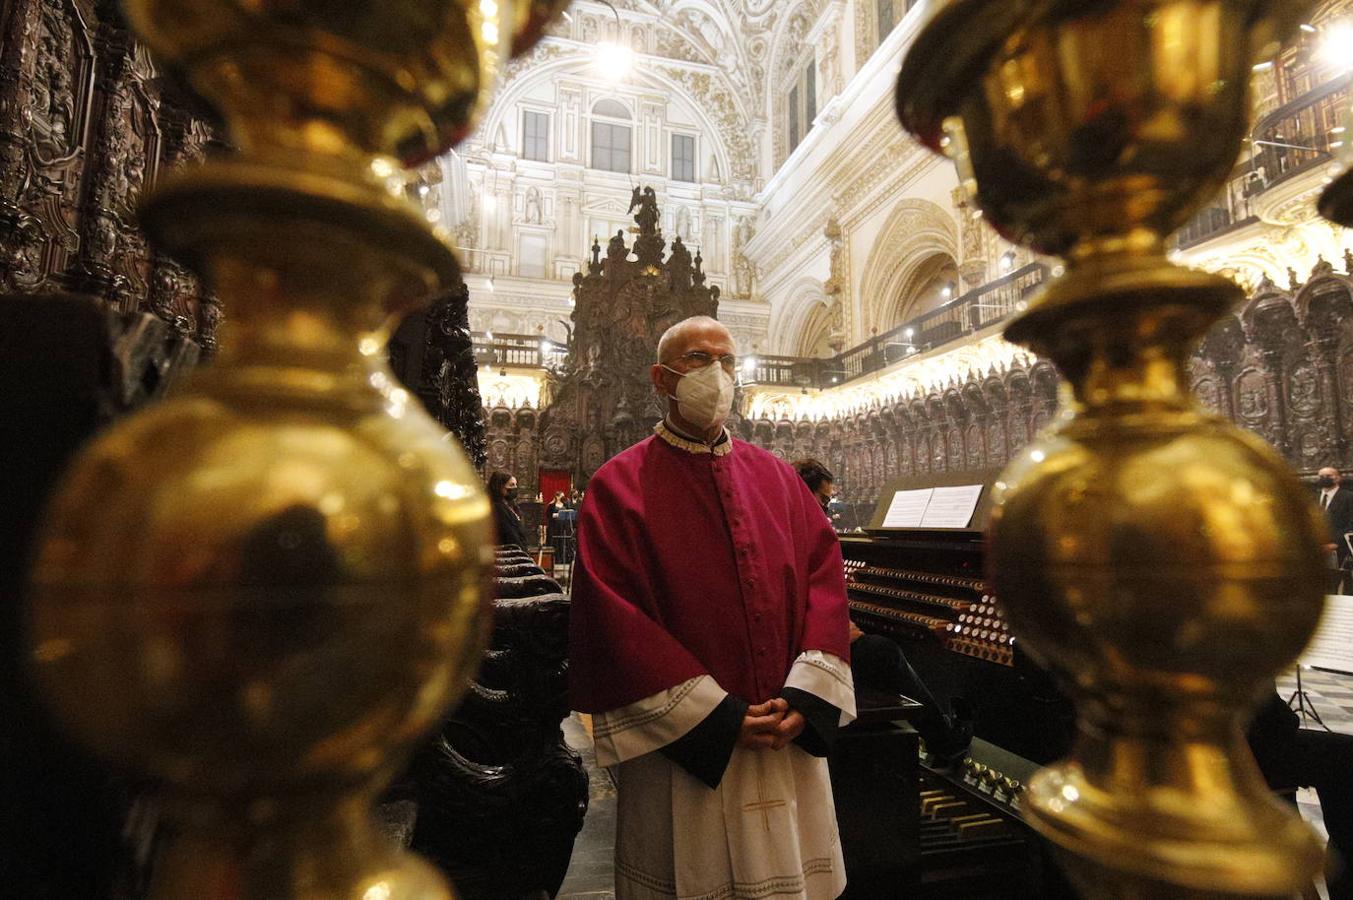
[1317,467,1353,572]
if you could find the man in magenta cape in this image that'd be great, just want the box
[570,316,856,900]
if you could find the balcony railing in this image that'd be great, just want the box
[742,355,839,389]
[835,262,1047,383]
[834,262,1047,384]
[1250,70,1353,191]
[474,265,1049,391]
[473,332,555,369]
[1173,72,1353,251]
[742,263,1048,391]
[1173,175,1258,250]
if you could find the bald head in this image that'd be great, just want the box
[651,316,737,440]
[657,315,731,365]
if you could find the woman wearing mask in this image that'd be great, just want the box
[487,471,529,550]
[546,490,568,559]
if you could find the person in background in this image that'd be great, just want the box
[792,458,839,524]
[487,471,529,551]
[1318,467,1353,568]
[790,457,972,766]
[546,490,568,559]
[1248,689,1353,898]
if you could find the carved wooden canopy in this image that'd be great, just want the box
[536,186,721,484]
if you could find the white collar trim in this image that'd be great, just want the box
[655,420,733,456]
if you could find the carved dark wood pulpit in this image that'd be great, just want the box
[536,185,721,484]
[387,281,489,469]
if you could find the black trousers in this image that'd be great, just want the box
[1250,692,1353,898]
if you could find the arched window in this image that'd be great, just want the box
[592,99,631,120]
[591,99,632,173]
[797,300,837,358]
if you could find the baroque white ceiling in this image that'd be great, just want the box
[488,0,829,190]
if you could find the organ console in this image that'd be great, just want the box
[839,472,1078,898]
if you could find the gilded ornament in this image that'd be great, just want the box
[899,1,1326,896]
[27,1,568,898]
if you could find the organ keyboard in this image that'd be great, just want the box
[843,557,1015,663]
[838,472,1073,766]
[836,474,1078,897]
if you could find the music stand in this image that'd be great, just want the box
[1287,665,1332,732]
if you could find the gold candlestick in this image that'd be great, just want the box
[27,2,568,897]
[899,1,1325,897]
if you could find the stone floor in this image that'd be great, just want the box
[557,714,617,900]
[551,667,1353,899]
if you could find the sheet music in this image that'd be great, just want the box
[920,484,984,529]
[1301,594,1353,674]
[882,488,933,528]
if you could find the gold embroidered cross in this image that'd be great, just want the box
[742,769,786,832]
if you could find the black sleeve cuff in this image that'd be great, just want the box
[782,686,840,758]
[659,694,748,788]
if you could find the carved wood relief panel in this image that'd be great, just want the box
[0,0,220,348]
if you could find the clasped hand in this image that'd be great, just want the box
[737,697,804,751]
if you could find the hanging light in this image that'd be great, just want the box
[595,41,633,76]
[1318,21,1353,72]
[594,0,632,78]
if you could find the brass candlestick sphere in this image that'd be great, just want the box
[900,1,1325,897]
[27,2,567,898]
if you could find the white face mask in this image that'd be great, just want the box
[662,361,735,432]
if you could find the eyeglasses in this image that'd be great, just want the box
[674,350,737,373]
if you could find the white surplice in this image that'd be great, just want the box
[591,651,856,900]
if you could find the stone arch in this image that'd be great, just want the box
[1193,246,1289,290]
[796,302,836,357]
[883,251,959,327]
[770,276,832,355]
[858,199,960,335]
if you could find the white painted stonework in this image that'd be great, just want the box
[432,0,1352,378]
